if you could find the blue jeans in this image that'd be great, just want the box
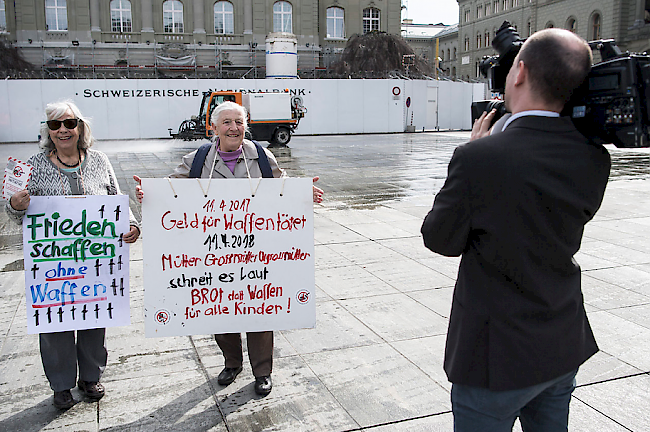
[451,369,578,432]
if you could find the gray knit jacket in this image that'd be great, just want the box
[5,148,139,229]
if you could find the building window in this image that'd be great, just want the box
[0,0,6,32]
[477,5,482,19]
[447,48,450,60]
[45,0,67,31]
[464,36,470,51]
[566,17,576,33]
[111,0,132,33]
[477,33,482,48]
[493,1,499,14]
[485,31,490,47]
[363,8,380,33]
[513,0,519,6]
[527,20,531,36]
[485,3,491,16]
[440,50,444,61]
[502,0,507,11]
[273,1,293,33]
[591,13,601,39]
[453,47,456,59]
[464,9,470,23]
[214,1,234,34]
[546,21,554,29]
[327,7,345,38]
[163,0,184,33]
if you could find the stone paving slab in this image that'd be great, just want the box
[0,135,649,431]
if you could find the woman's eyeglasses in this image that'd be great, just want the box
[46,118,79,130]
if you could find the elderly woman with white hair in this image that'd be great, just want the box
[135,101,323,396]
[6,100,140,409]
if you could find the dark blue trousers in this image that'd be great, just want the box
[451,369,578,432]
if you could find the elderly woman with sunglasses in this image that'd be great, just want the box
[5,100,140,409]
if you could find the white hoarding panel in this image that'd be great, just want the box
[309,79,339,135]
[0,82,13,142]
[426,84,439,130]
[388,80,405,133]
[337,80,364,134]
[8,81,44,142]
[141,178,315,338]
[362,80,389,133]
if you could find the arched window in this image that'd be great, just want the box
[566,17,576,33]
[45,0,67,31]
[527,19,531,37]
[546,21,554,29]
[273,1,292,33]
[214,1,234,34]
[327,7,344,38]
[485,31,490,47]
[163,0,184,33]
[447,48,450,61]
[440,50,444,61]
[111,0,132,33]
[363,8,380,33]
[477,33,482,48]
[464,36,470,51]
[453,47,457,59]
[452,66,456,76]
[591,13,601,40]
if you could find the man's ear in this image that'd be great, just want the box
[514,60,526,86]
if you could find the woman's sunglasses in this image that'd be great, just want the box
[46,118,80,130]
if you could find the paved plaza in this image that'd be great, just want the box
[0,132,649,431]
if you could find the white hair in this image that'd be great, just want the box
[210,101,250,135]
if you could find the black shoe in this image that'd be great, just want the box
[78,380,105,400]
[53,390,75,409]
[254,375,272,396]
[217,366,243,386]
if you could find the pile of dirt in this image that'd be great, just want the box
[329,31,432,78]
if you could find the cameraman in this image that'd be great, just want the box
[421,28,611,431]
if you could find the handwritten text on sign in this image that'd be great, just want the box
[142,178,315,337]
[23,195,131,334]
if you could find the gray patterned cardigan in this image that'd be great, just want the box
[5,149,139,229]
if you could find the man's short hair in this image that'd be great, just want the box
[519,29,592,105]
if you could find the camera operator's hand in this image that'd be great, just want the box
[471,109,497,141]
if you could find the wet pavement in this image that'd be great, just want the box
[0,133,649,431]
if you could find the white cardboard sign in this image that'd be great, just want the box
[142,178,315,338]
[23,195,131,334]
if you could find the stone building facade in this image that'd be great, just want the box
[457,0,650,82]
[401,22,459,79]
[0,0,402,78]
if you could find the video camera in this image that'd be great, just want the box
[472,21,650,148]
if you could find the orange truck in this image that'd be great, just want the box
[170,90,307,145]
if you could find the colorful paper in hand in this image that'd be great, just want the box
[3,157,33,200]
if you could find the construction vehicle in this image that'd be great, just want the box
[170,90,307,145]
